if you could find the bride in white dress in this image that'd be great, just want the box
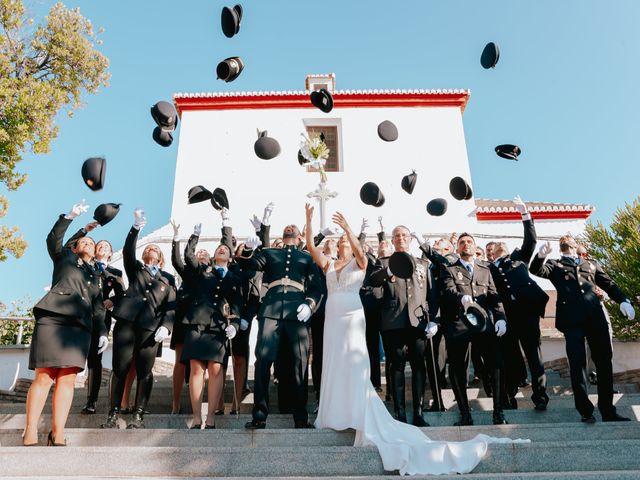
[304,205,526,476]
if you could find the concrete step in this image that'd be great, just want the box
[3,440,640,476]
[2,422,640,446]
[3,405,640,430]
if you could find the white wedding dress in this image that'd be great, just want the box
[314,257,527,476]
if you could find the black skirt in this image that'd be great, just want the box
[170,320,188,350]
[181,325,229,364]
[29,313,91,371]
[231,321,252,358]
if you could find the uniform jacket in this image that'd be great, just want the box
[111,226,176,333]
[369,255,438,331]
[236,244,324,321]
[489,218,549,318]
[440,258,506,338]
[182,234,241,332]
[529,255,628,332]
[33,215,107,337]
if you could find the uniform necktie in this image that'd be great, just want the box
[465,263,473,275]
[216,267,225,278]
[95,261,105,273]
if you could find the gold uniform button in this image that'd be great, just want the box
[285,268,289,271]
[143,298,147,301]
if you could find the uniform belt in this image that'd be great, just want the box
[265,278,305,292]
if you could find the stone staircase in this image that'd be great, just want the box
[2,365,640,479]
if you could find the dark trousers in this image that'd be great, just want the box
[310,303,325,400]
[85,314,112,404]
[381,327,427,417]
[446,330,502,413]
[502,309,548,406]
[364,306,381,389]
[564,316,615,418]
[253,318,309,423]
[424,332,445,410]
[108,320,158,412]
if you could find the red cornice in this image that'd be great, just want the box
[174,91,470,115]
[476,211,593,221]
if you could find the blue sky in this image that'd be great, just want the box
[1,0,639,304]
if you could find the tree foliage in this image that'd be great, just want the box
[582,197,640,340]
[0,0,109,260]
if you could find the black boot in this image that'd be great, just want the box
[127,407,145,429]
[81,366,102,414]
[132,372,154,416]
[101,407,120,429]
[454,409,474,426]
[411,370,429,427]
[391,368,407,423]
[493,409,508,425]
[491,369,508,424]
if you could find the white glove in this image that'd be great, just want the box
[221,208,231,226]
[410,232,420,243]
[170,219,180,241]
[262,202,275,226]
[513,195,528,214]
[245,236,262,250]
[378,216,384,231]
[461,295,473,308]
[193,223,202,236]
[154,326,169,343]
[386,266,394,278]
[97,335,109,354]
[249,214,262,231]
[133,208,147,230]
[538,241,552,258]
[360,218,369,234]
[66,199,89,220]
[320,226,337,237]
[225,324,237,339]
[240,319,250,331]
[425,322,438,339]
[495,319,507,337]
[620,302,636,321]
[296,304,312,322]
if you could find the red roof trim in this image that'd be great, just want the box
[476,211,593,221]
[174,92,470,115]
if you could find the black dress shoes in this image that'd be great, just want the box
[534,401,547,411]
[412,414,429,427]
[101,409,120,429]
[395,411,408,423]
[127,410,145,429]
[454,411,474,426]
[581,414,597,424]
[81,402,97,415]
[602,413,631,422]
[245,419,266,430]
[492,410,508,425]
[294,421,315,429]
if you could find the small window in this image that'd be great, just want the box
[305,125,340,172]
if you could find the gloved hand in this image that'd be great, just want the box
[538,241,552,258]
[154,326,169,343]
[97,336,109,354]
[245,236,262,250]
[66,199,89,220]
[320,226,337,237]
[620,302,636,321]
[262,202,275,226]
[84,221,99,233]
[133,208,147,230]
[225,324,237,339]
[240,319,250,331]
[170,219,180,241]
[495,319,507,337]
[296,304,312,322]
[425,322,439,339]
[249,214,262,231]
[461,295,473,308]
[513,195,528,214]
[360,218,369,234]
[221,208,231,226]
[410,231,420,244]
[193,223,202,236]
[378,216,384,231]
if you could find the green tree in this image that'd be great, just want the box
[0,0,109,259]
[583,197,640,340]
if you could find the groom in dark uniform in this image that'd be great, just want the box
[369,225,439,426]
[236,224,324,429]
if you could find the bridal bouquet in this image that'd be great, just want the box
[299,133,330,183]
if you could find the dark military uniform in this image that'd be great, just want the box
[106,226,176,423]
[530,254,630,420]
[170,239,191,351]
[369,255,438,425]
[360,250,383,390]
[489,218,549,409]
[236,244,323,426]
[180,234,242,364]
[30,215,107,371]
[440,259,507,424]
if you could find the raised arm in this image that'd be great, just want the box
[529,241,554,279]
[170,219,185,275]
[332,211,367,271]
[123,208,146,281]
[304,203,330,272]
[63,221,99,250]
[183,224,202,272]
[47,200,90,260]
[512,196,536,263]
[220,208,234,253]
